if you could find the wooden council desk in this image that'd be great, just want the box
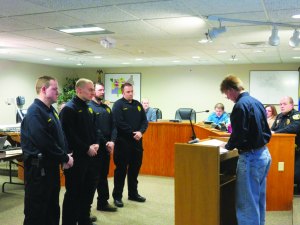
[7,122,295,210]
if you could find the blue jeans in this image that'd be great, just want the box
[236,146,271,225]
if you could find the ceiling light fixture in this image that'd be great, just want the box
[292,14,300,19]
[268,26,280,46]
[60,26,104,34]
[206,16,300,47]
[289,30,300,47]
[207,20,226,40]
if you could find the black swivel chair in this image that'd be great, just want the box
[153,108,162,120]
[175,108,196,123]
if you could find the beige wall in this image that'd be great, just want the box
[77,63,300,122]
[0,60,299,124]
[0,60,76,124]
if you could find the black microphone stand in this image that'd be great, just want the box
[188,109,200,144]
[188,110,210,144]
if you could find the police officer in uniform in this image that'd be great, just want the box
[60,78,99,225]
[21,76,73,225]
[112,82,148,207]
[89,82,117,212]
[271,96,300,193]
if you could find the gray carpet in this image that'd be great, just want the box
[0,174,297,225]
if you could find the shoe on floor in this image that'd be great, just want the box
[97,203,117,212]
[113,199,124,208]
[128,194,146,202]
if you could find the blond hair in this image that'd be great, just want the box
[35,76,56,94]
[220,75,244,93]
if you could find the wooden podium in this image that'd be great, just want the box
[175,143,238,225]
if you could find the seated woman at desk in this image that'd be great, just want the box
[206,103,230,125]
[265,105,278,128]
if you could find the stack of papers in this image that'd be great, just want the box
[195,139,228,153]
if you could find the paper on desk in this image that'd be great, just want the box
[195,139,228,154]
[5,149,22,155]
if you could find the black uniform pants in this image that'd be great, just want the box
[62,157,100,225]
[96,146,111,206]
[23,160,60,225]
[112,137,143,200]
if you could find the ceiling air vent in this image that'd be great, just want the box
[70,50,92,55]
[236,41,269,49]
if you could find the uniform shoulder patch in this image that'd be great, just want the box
[106,108,111,113]
[293,114,300,120]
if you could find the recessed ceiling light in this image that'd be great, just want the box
[60,26,104,34]
[192,56,200,59]
[135,58,143,61]
[229,58,238,61]
[292,56,300,59]
[218,50,227,53]
[292,14,300,19]
[43,58,51,61]
[198,39,209,44]
[253,49,265,53]
[122,62,130,65]
[172,60,180,63]
[76,62,83,66]
[56,48,66,51]
[94,56,102,59]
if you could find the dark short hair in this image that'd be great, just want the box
[220,75,245,93]
[95,82,104,87]
[121,82,133,92]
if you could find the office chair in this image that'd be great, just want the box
[175,108,196,123]
[153,108,162,120]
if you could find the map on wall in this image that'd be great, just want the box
[250,71,299,105]
[104,73,141,102]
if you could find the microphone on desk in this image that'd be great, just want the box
[188,110,210,144]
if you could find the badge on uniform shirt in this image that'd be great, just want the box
[88,107,93,114]
[106,108,111,114]
[54,112,59,119]
[286,119,290,125]
[48,118,52,122]
[293,114,300,120]
[137,105,141,111]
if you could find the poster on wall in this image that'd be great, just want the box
[104,73,141,102]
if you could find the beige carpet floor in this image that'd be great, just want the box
[0,174,298,225]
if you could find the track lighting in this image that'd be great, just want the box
[206,16,300,47]
[208,26,226,40]
[268,26,280,46]
[289,30,300,47]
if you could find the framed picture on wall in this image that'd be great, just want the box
[104,73,141,102]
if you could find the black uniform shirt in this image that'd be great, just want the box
[21,98,68,163]
[59,96,97,158]
[225,92,271,151]
[112,97,148,138]
[88,100,117,144]
[271,109,300,146]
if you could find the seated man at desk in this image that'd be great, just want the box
[271,96,300,194]
[141,98,156,122]
[206,103,230,125]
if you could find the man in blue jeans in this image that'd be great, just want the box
[220,75,272,225]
